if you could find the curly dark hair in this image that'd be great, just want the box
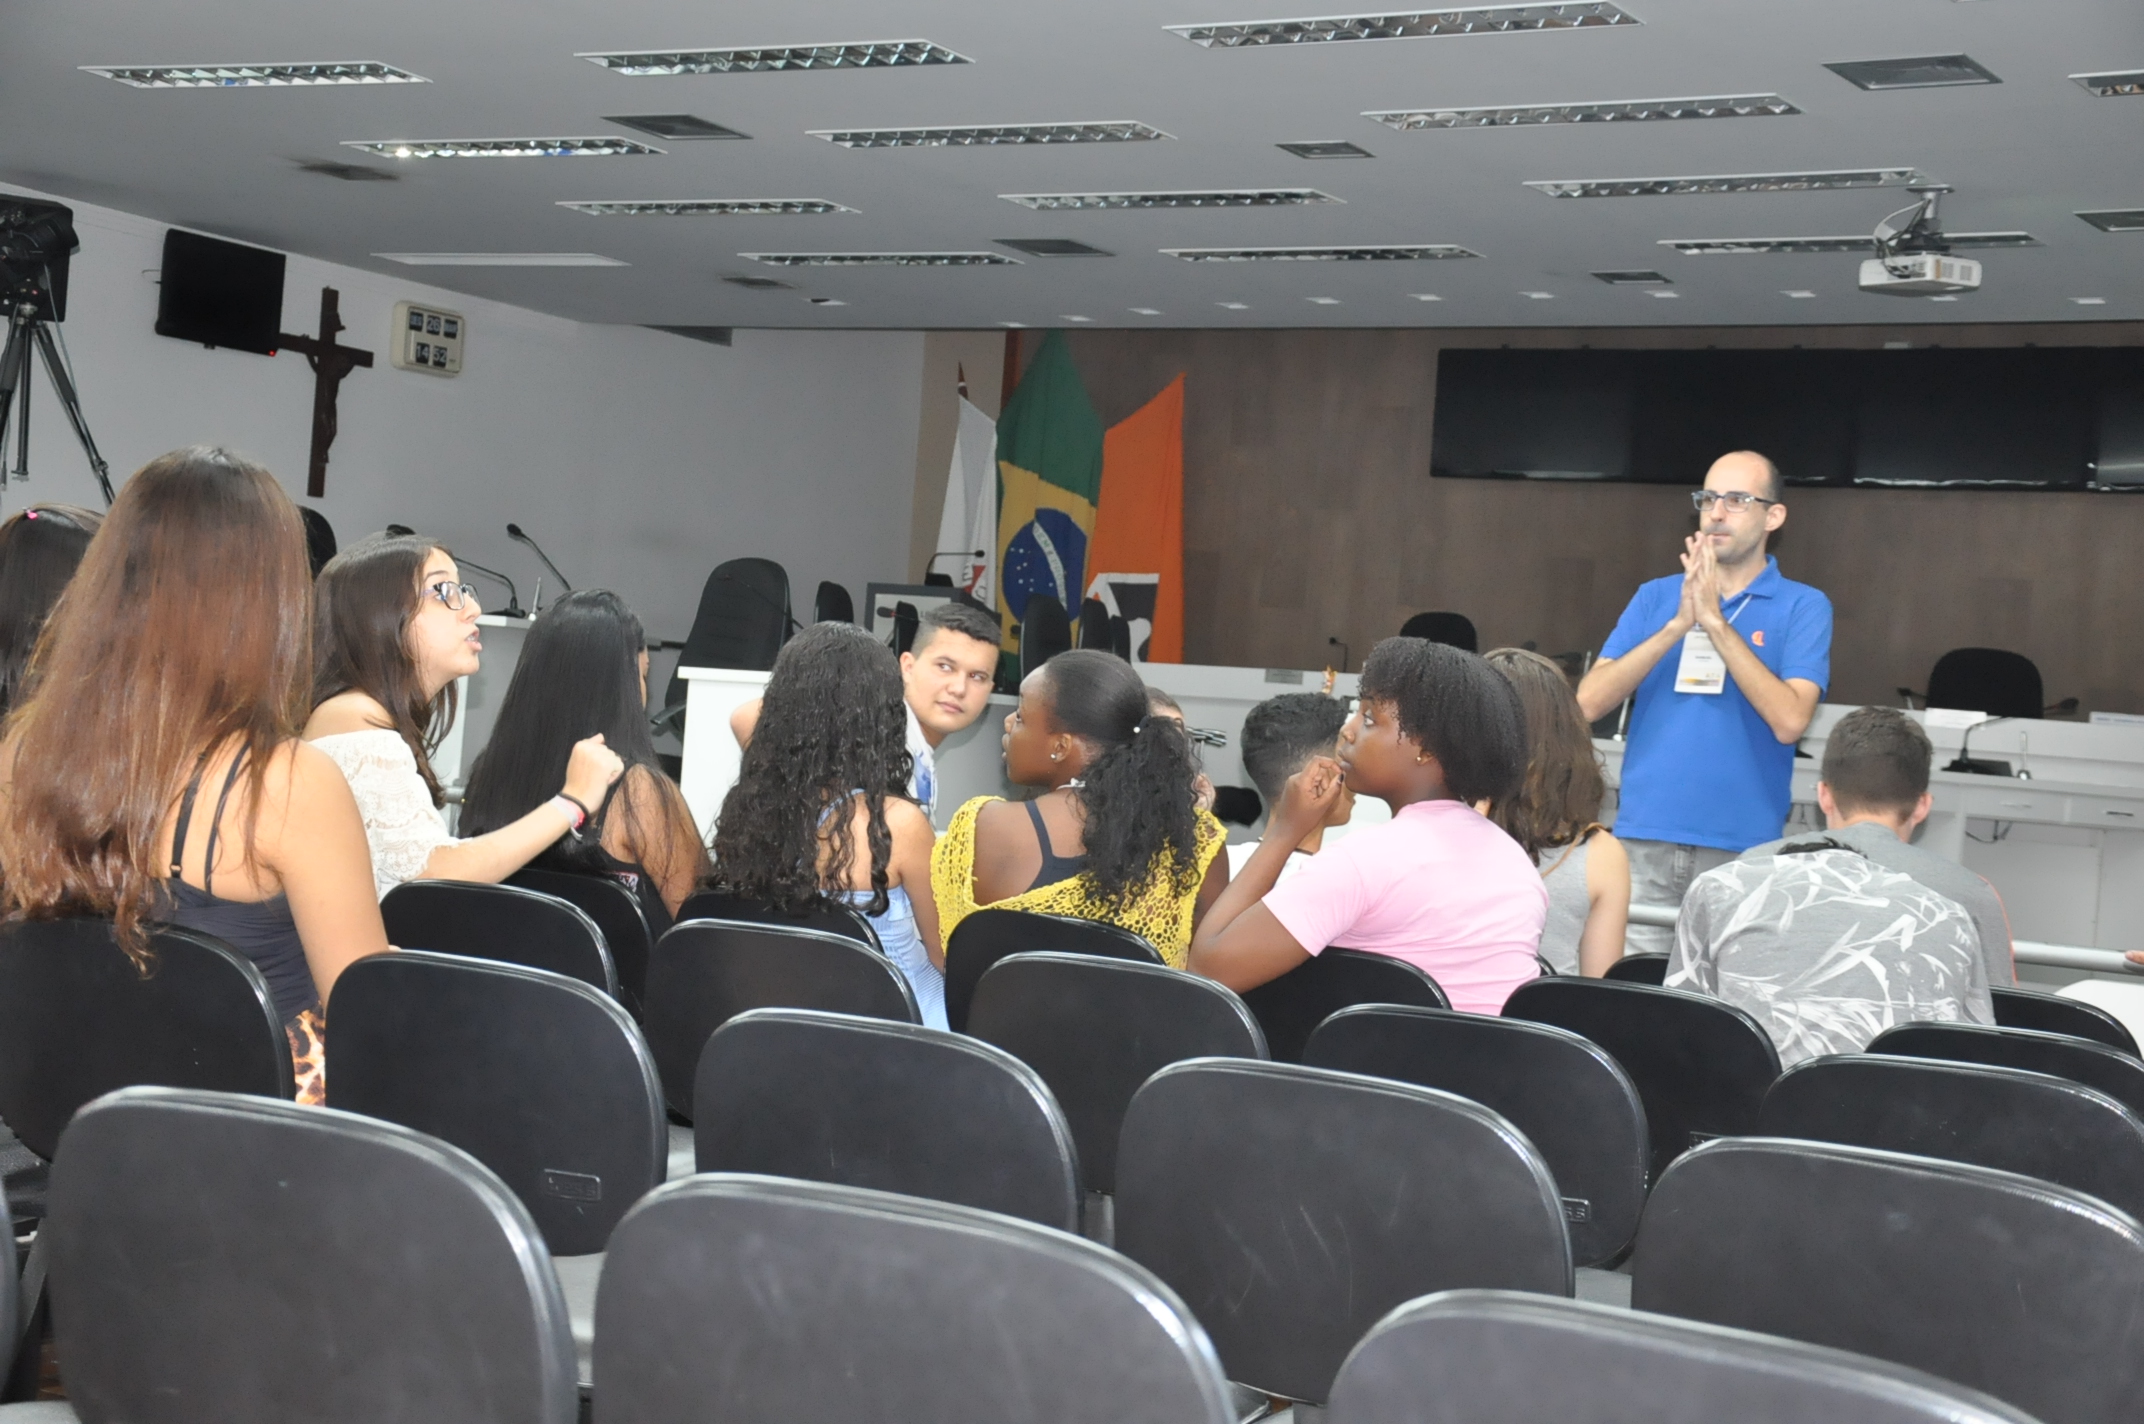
[1357,636,1528,806]
[711,622,912,915]
[1038,649,1205,908]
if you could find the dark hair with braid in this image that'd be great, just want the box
[1357,636,1528,805]
[1032,649,1205,907]
[711,622,912,915]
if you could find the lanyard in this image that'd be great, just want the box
[1722,589,1757,626]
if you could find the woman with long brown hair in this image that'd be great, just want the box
[305,535,623,898]
[1483,647,1630,977]
[0,448,388,1102]
[0,502,101,718]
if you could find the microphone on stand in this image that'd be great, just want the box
[455,556,525,618]
[1946,715,2015,776]
[507,523,572,594]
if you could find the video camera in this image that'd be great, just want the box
[0,199,77,322]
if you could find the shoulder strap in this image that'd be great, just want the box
[199,750,252,897]
[1023,796,1054,855]
[168,752,215,879]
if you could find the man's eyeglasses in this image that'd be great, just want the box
[426,580,479,611]
[1691,490,1779,514]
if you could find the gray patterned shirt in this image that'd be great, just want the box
[1667,842,1993,1067]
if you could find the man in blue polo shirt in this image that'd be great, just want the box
[1577,449,1832,953]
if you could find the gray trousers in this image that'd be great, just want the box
[1622,839,1737,956]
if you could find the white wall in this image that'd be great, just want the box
[1,184,926,640]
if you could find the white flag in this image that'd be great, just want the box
[935,394,998,607]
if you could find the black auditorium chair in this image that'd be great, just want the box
[1868,1020,2144,1121]
[1398,611,1479,653]
[298,506,337,578]
[1632,1137,2144,1424]
[1306,1005,1648,1267]
[659,557,793,731]
[1990,984,2139,1055]
[674,889,881,951]
[380,880,616,997]
[965,952,1267,1199]
[1919,647,2046,719]
[1603,952,1670,985]
[1239,947,1451,1064]
[942,908,1160,1033]
[1758,1053,2144,1221]
[813,579,853,625]
[1505,977,1779,1183]
[0,1216,13,1404]
[509,867,658,1013]
[1325,1289,2041,1424]
[591,1176,1236,1424]
[892,600,920,656]
[693,1009,1080,1231]
[26,1087,577,1424]
[1018,593,1073,678]
[643,921,917,1119]
[1115,1059,1571,1409]
[1076,596,1112,649]
[1109,613,1133,661]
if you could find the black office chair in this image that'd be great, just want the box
[298,506,337,578]
[1076,596,1112,649]
[380,880,616,997]
[1633,1137,2144,1424]
[676,888,882,952]
[1018,592,1073,678]
[1603,952,1670,985]
[592,1175,1236,1424]
[643,921,918,1118]
[1759,1053,2144,1221]
[1915,647,2046,719]
[1116,1059,1570,1407]
[1990,984,2139,1055]
[1398,611,1479,653]
[1239,948,1452,1064]
[1868,1020,2144,1120]
[660,557,793,727]
[694,1009,1080,1231]
[1109,613,1133,660]
[509,867,658,1012]
[1306,1005,1648,1267]
[1326,1289,2041,1424]
[966,952,1267,1196]
[813,579,854,625]
[942,908,1160,1033]
[31,1088,577,1424]
[327,951,666,1257]
[892,599,920,656]
[1504,977,1780,1183]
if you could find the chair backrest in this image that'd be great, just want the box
[1604,952,1670,985]
[967,952,1267,1194]
[1991,984,2139,1055]
[380,880,617,997]
[1633,1137,2144,1424]
[813,579,853,625]
[326,951,666,1256]
[693,1009,1080,1230]
[675,888,882,952]
[665,558,792,707]
[1305,1005,1647,1267]
[1116,1059,1570,1404]
[1397,611,1479,652]
[942,908,1160,1033]
[1759,1052,2144,1221]
[45,1087,577,1424]
[0,919,292,1159]
[644,920,918,1119]
[298,505,337,578]
[1504,977,1780,1183]
[1076,596,1112,649]
[1867,1020,2144,1120]
[1239,948,1452,1064]
[509,866,657,1010]
[1926,647,2043,719]
[1326,1289,2042,1424]
[594,1175,1235,1424]
[1018,592,1072,678]
[892,599,920,656]
[1109,613,1132,660]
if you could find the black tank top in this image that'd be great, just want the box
[1023,798,1088,893]
[162,752,317,1027]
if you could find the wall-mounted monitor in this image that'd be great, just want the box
[154,229,285,356]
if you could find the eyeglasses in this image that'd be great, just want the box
[426,580,478,611]
[1691,490,1779,513]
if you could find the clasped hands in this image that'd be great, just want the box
[1666,533,1732,641]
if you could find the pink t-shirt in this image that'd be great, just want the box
[1262,798,1547,1015]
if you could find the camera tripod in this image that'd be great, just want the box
[0,297,114,505]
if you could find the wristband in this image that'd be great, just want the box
[552,794,588,831]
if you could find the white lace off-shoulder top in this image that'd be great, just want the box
[311,728,461,901]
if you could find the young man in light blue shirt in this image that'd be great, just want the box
[1577,450,1833,952]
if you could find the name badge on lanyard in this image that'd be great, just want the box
[1673,591,1754,696]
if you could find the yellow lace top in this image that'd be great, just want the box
[931,795,1228,968]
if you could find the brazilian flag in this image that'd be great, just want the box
[995,331,1103,654]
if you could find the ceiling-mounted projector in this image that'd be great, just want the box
[1859,183,1981,296]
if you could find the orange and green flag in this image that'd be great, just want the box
[1085,374,1186,663]
[994,331,1103,652]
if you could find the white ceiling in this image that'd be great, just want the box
[5,0,2141,330]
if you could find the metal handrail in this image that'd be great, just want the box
[1627,902,2141,976]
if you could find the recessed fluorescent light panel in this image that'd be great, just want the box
[374,253,628,266]
[604,114,749,140]
[1131,307,1163,314]
[1162,244,1477,261]
[742,252,1020,267]
[346,137,659,158]
[1279,140,1372,158]
[811,122,1168,148]
[1823,55,1999,89]
[1370,93,1796,128]
[2072,71,2144,97]
[1593,270,1671,285]
[2078,209,2144,233]
[994,238,1113,257]
[1001,189,1342,210]
[579,41,968,75]
[84,61,424,87]
[560,199,855,216]
[1167,3,1637,48]
[1528,168,1916,198]
[2074,297,2108,306]
[1661,232,2036,254]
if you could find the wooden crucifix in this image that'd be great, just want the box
[277,287,372,497]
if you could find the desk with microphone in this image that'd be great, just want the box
[508,523,572,608]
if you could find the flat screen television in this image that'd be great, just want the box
[154,229,285,356]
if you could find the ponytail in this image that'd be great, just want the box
[1077,712,1205,907]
